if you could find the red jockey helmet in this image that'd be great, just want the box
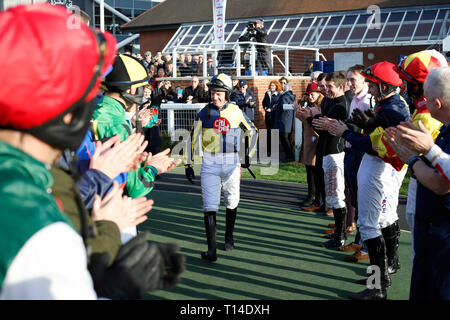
[361,61,403,87]
[0,3,117,150]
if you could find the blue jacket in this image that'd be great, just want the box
[273,90,296,133]
[343,94,411,155]
[187,102,258,163]
[230,89,256,121]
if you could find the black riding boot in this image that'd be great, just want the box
[320,207,347,248]
[301,166,316,206]
[225,207,237,251]
[381,221,401,274]
[349,236,391,300]
[201,211,217,262]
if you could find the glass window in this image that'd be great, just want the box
[115,0,131,8]
[380,24,399,42]
[420,10,438,21]
[403,11,421,22]
[286,19,300,28]
[363,28,382,42]
[356,14,370,25]
[263,20,274,31]
[227,23,247,43]
[328,16,343,26]
[332,27,351,44]
[268,30,279,43]
[397,23,415,41]
[413,23,435,40]
[289,28,307,45]
[363,13,388,42]
[180,35,194,46]
[348,26,366,43]
[277,30,294,44]
[299,18,313,28]
[318,27,337,44]
[388,12,405,22]
[342,15,357,25]
[225,23,235,33]
[303,17,323,44]
[134,0,152,10]
[271,20,286,30]
[187,26,201,36]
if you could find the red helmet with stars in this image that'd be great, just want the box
[396,49,448,84]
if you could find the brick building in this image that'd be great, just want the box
[122,0,450,128]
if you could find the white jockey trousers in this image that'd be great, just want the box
[357,154,407,241]
[201,153,241,212]
[323,152,346,209]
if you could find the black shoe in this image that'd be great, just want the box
[355,278,391,287]
[300,198,314,206]
[320,238,345,248]
[201,251,217,262]
[224,243,235,251]
[349,288,387,300]
[349,236,391,299]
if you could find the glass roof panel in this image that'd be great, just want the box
[348,26,366,43]
[380,24,399,42]
[318,27,337,44]
[328,16,343,25]
[388,12,405,22]
[342,15,357,25]
[420,10,438,21]
[299,18,314,28]
[413,23,435,40]
[331,27,351,44]
[286,19,300,28]
[163,5,450,52]
[397,22,416,41]
[271,20,286,30]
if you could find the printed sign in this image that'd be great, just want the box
[213,117,230,134]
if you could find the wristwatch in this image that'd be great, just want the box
[407,155,421,177]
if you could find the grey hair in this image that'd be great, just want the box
[284,82,292,91]
[424,67,450,108]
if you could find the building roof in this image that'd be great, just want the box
[122,0,449,31]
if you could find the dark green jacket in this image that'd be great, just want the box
[92,95,156,198]
[0,141,73,287]
[51,166,121,267]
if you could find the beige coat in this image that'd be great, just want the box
[299,95,323,166]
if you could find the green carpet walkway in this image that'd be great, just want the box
[140,190,413,300]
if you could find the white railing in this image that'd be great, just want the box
[160,103,206,135]
[167,41,324,78]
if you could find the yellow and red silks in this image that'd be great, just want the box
[369,96,442,171]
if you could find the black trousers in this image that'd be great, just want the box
[313,154,325,207]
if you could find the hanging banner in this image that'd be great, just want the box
[213,0,226,49]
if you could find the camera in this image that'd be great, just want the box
[247,21,256,30]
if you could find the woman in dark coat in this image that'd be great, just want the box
[273,82,296,162]
[262,80,282,157]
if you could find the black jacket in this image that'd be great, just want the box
[230,89,256,121]
[181,86,206,103]
[308,95,348,156]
